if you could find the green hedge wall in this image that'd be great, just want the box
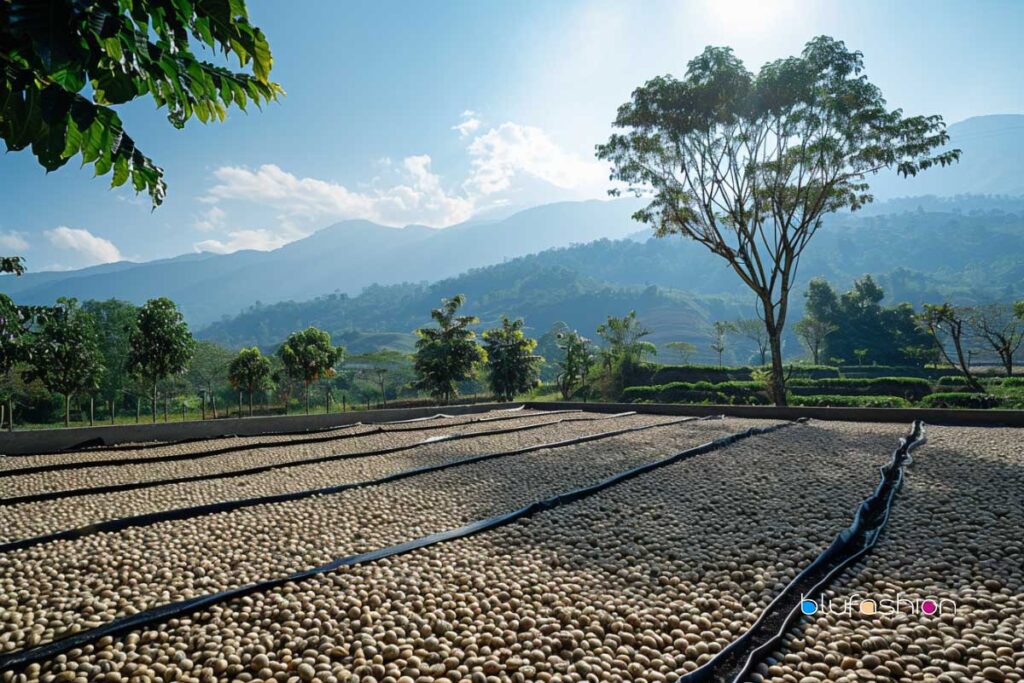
[787,377,933,401]
[788,394,912,408]
[918,392,1003,409]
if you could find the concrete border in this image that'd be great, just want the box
[3,400,1020,456]
[0,403,509,456]
[525,401,1024,427]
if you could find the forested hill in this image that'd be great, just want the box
[199,201,1024,361]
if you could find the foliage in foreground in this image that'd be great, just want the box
[0,0,281,206]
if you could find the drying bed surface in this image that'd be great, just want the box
[0,409,552,472]
[0,417,759,653]
[2,411,611,498]
[3,420,907,683]
[0,413,672,542]
[752,424,1024,683]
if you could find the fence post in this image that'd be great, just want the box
[201,393,207,420]
[325,388,331,414]
[110,400,115,425]
[7,399,12,432]
[90,397,94,426]
[211,395,217,420]
[238,392,243,418]
[136,398,141,423]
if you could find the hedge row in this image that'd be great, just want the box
[622,381,770,405]
[917,392,1004,409]
[837,365,962,380]
[788,394,913,408]
[787,377,933,401]
[640,363,839,385]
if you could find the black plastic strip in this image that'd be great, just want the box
[676,421,926,683]
[0,412,623,506]
[0,412,658,553]
[0,419,797,672]
[0,409,579,477]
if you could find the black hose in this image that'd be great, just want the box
[676,421,927,683]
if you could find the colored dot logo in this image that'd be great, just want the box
[859,600,877,615]
[921,599,938,615]
[800,599,818,615]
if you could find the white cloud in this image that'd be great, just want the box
[203,157,474,231]
[194,206,226,231]
[44,227,122,265]
[465,122,609,198]
[194,116,613,253]
[452,110,482,138]
[0,231,29,252]
[194,229,290,254]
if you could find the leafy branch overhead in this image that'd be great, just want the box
[0,0,282,206]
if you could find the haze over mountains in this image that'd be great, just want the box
[2,114,1022,359]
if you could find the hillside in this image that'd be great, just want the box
[199,200,1024,365]
[0,199,646,326]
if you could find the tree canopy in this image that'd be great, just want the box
[228,346,272,415]
[597,36,959,404]
[483,316,542,402]
[23,297,103,425]
[413,295,486,404]
[0,0,281,206]
[277,327,343,413]
[128,297,196,421]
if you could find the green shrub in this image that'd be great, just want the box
[787,377,932,401]
[788,394,912,408]
[839,365,960,380]
[621,380,769,405]
[621,386,659,402]
[1002,377,1024,388]
[918,392,1002,409]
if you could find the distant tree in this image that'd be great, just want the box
[24,298,103,426]
[596,310,656,370]
[186,340,235,416]
[710,322,729,368]
[804,276,931,366]
[0,0,281,206]
[555,330,594,400]
[348,349,413,408]
[0,294,34,420]
[853,348,869,366]
[277,327,343,414]
[729,318,769,365]
[598,36,959,405]
[128,298,196,422]
[483,317,542,401]
[918,303,983,392]
[665,341,697,365]
[228,347,272,416]
[413,295,485,404]
[969,304,1024,377]
[81,299,137,412]
[794,317,837,365]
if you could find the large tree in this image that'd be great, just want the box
[969,304,1024,378]
[128,297,196,422]
[483,316,542,402]
[918,303,983,392]
[81,298,137,413]
[597,36,959,404]
[228,346,272,416]
[186,339,234,416]
[24,298,104,426]
[277,327,343,414]
[414,295,486,405]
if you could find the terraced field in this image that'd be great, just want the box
[0,407,1020,683]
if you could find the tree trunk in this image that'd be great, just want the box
[1002,352,1013,378]
[304,383,310,415]
[767,328,787,407]
[249,390,254,417]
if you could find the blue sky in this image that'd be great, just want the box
[2,0,1022,270]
